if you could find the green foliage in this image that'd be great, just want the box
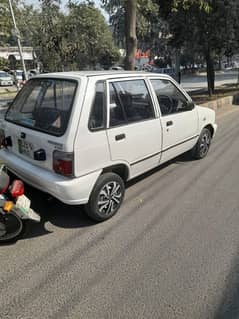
[63,2,119,69]
[165,0,239,94]
[34,0,63,71]
[0,57,9,70]
[0,0,12,45]
[102,0,165,59]
[1,0,119,71]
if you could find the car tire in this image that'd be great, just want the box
[191,128,211,159]
[85,173,125,222]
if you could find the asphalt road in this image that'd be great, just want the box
[0,107,239,319]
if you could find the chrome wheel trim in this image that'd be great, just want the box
[199,132,210,157]
[97,181,122,216]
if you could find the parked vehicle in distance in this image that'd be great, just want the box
[0,71,13,86]
[0,71,217,222]
[110,66,124,70]
[9,69,25,88]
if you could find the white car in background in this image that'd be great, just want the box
[0,71,13,86]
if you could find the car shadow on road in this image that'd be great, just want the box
[18,152,195,241]
[126,151,194,188]
[20,185,95,240]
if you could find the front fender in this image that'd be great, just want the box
[196,105,217,136]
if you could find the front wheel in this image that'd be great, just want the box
[191,128,212,160]
[85,173,125,222]
[0,210,23,243]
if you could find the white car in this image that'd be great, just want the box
[0,71,217,221]
[0,71,13,86]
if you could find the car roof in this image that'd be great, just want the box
[35,70,172,81]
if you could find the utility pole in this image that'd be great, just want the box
[8,0,28,80]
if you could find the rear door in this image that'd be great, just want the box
[106,78,163,178]
[4,77,79,171]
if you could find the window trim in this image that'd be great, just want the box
[106,77,157,129]
[88,80,107,132]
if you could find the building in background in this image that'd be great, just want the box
[0,46,35,70]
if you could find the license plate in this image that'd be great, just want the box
[18,139,33,158]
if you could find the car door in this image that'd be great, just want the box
[106,78,163,179]
[150,78,199,163]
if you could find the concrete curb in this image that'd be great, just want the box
[201,93,239,111]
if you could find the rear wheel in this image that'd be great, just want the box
[85,173,125,222]
[0,210,23,243]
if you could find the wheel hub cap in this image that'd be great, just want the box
[200,133,210,156]
[98,181,122,216]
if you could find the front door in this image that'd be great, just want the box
[150,78,199,163]
[106,78,162,179]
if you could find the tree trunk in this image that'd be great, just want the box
[205,49,215,96]
[124,0,137,70]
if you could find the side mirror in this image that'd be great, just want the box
[185,101,195,110]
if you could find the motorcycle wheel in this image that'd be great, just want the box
[0,211,23,243]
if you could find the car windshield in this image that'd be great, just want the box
[5,78,78,136]
[0,72,8,78]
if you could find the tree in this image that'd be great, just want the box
[102,0,137,70]
[102,0,163,70]
[102,0,210,70]
[0,0,12,45]
[35,0,63,71]
[124,0,137,69]
[63,2,119,70]
[163,0,239,95]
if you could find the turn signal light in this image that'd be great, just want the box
[10,180,25,198]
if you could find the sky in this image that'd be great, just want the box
[24,0,109,19]
[25,0,104,12]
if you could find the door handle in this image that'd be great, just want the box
[115,133,126,141]
[166,120,173,127]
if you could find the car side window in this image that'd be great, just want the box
[109,79,155,127]
[150,79,189,116]
[109,83,127,127]
[89,82,106,130]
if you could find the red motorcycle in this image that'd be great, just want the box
[0,164,40,243]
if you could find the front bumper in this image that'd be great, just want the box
[0,149,101,205]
